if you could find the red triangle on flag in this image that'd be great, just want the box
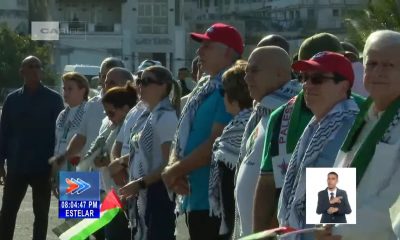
[100,188,123,212]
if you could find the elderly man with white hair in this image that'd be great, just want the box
[320,30,400,240]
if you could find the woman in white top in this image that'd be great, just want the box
[120,66,180,240]
[54,72,89,171]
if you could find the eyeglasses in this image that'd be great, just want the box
[298,74,336,85]
[219,88,225,97]
[136,77,164,86]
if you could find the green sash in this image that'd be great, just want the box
[261,92,365,172]
[341,97,400,185]
[261,92,313,172]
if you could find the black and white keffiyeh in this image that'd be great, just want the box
[278,99,359,234]
[237,103,269,166]
[171,73,223,161]
[208,108,251,233]
[56,101,86,129]
[129,98,176,240]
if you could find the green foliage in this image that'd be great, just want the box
[0,23,56,89]
[345,0,400,51]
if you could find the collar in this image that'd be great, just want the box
[21,83,44,95]
[366,103,384,122]
[327,188,337,195]
[151,97,173,114]
[313,98,359,125]
[259,95,271,108]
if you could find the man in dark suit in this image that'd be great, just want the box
[316,172,352,223]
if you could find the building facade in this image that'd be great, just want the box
[0,0,29,34]
[53,0,186,75]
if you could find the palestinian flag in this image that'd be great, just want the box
[58,189,123,240]
[239,226,324,240]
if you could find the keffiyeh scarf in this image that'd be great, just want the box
[237,103,269,166]
[170,73,223,213]
[278,99,359,233]
[341,97,400,184]
[56,101,86,129]
[129,98,176,240]
[208,108,251,233]
[171,73,223,161]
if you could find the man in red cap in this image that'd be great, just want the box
[162,23,243,239]
[277,51,360,238]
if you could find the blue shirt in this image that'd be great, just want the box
[182,87,232,211]
[0,84,64,174]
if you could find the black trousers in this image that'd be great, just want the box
[186,210,222,240]
[0,172,51,240]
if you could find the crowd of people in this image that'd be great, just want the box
[0,22,399,240]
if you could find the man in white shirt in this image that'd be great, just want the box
[235,46,293,236]
[320,30,400,240]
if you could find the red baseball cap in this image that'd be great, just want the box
[292,51,354,86]
[190,23,244,55]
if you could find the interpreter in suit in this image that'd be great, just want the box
[316,172,352,223]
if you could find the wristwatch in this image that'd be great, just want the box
[138,178,146,189]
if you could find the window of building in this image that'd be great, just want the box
[332,9,339,17]
[138,0,168,34]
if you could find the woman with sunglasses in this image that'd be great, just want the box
[53,72,90,173]
[120,66,181,240]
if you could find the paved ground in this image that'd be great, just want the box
[0,186,189,240]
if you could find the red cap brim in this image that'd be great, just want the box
[292,60,330,73]
[190,32,211,42]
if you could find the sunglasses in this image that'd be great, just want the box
[136,77,164,86]
[298,74,336,85]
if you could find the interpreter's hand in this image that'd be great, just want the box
[327,207,339,214]
[162,162,182,188]
[120,180,141,199]
[315,225,342,240]
[329,196,342,205]
[0,165,6,185]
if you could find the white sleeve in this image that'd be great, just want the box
[155,111,178,144]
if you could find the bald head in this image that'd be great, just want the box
[245,46,292,101]
[104,67,133,92]
[257,34,290,53]
[21,55,42,68]
[250,46,292,81]
[20,55,43,86]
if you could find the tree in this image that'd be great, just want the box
[0,23,56,90]
[345,0,400,51]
